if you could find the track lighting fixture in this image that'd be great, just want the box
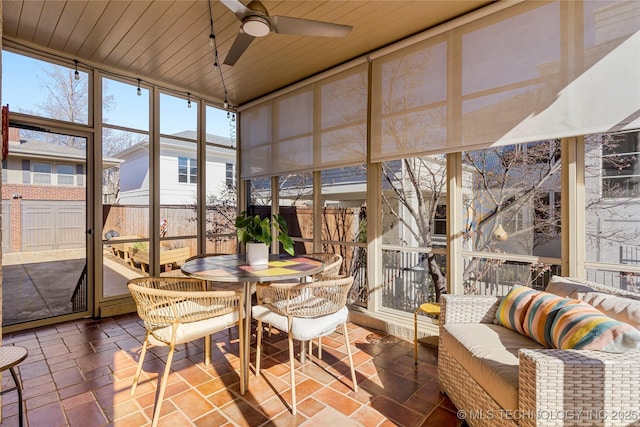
[74,60,80,80]
[224,100,229,110]
[136,79,142,96]
[187,93,192,108]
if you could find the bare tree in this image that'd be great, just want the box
[461,141,561,293]
[382,157,448,302]
[205,183,237,241]
[39,67,88,145]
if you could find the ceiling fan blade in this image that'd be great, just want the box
[224,30,255,66]
[269,16,352,37]
[220,0,251,20]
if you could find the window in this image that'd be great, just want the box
[462,141,562,295]
[381,157,446,308]
[463,140,562,259]
[178,157,197,183]
[57,164,75,186]
[32,162,52,184]
[2,51,89,125]
[434,205,447,235]
[602,132,640,198]
[586,131,640,291]
[226,163,235,188]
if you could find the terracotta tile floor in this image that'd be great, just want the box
[1,314,462,427]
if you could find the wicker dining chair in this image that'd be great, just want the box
[252,275,358,415]
[308,252,343,279]
[127,277,244,427]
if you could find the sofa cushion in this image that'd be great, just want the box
[550,302,640,352]
[523,291,581,347]
[576,292,640,329]
[442,323,545,412]
[496,285,540,334]
[546,275,640,299]
[546,275,640,328]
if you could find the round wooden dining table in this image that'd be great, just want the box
[181,253,324,394]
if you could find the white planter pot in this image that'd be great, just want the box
[246,242,269,266]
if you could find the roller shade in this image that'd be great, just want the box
[240,64,368,179]
[371,0,640,161]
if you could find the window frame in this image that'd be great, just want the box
[56,164,76,186]
[601,132,640,199]
[178,156,197,184]
[32,162,52,184]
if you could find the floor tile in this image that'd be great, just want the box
[2,315,458,427]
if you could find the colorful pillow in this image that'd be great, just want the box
[496,285,540,334]
[550,302,640,353]
[523,291,581,347]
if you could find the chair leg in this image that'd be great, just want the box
[151,344,175,427]
[204,335,211,366]
[288,328,297,415]
[318,337,322,359]
[238,317,245,395]
[255,320,263,376]
[414,308,419,366]
[131,335,150,395]
[342,323,358,392]
[9,367,23,427]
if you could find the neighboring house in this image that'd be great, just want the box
[115,131,236,205]
[585,132,640,272]
[2,128,121,252]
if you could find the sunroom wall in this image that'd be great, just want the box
[238,0,640,326]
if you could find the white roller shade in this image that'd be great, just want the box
[371,0,640,161]
[241,64,367,179]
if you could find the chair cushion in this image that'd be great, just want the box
[442,323,545,412]
[147,301,241,346]
[522,291,581,347]
[252,305,348,341]
[495,285,540,334]
[550,302,640,352]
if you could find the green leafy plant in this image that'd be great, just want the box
[235,211,294,256]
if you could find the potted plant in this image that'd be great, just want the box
[235,211,294,265]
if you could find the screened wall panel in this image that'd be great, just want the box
[240,103,272,178]
[371,36,448,160]
[240,64,368,178]
[371,0,640,162]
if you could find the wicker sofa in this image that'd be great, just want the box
[438,276,640,427]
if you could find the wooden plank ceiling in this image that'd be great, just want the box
[2,1,491,107]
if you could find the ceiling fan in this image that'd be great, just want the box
[221,0,353,66]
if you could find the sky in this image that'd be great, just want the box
[2,50,233,139]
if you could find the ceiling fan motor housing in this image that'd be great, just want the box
[243,15,271,37]
[242,1,270,37]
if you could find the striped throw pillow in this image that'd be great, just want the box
[523,291,581,347]
[551,302,640,353]
[496,285,540,334]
